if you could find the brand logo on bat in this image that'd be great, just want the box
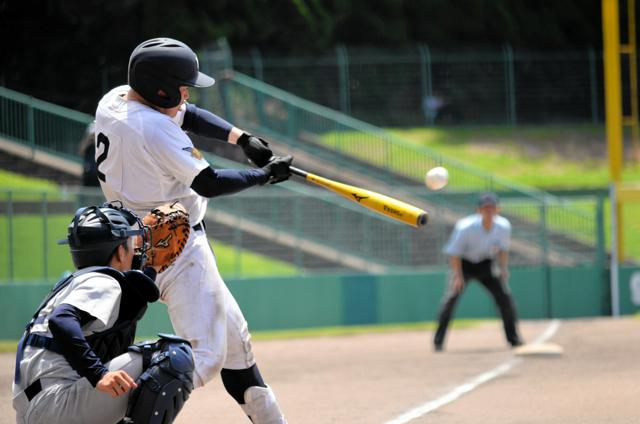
[155,234,173,248]
[383,205,402,216]
[351,193,369,202]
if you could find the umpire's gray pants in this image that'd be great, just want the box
[14,352,143,424]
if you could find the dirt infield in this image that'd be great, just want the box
[2,317,638,423]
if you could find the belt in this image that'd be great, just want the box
[192,221,205,232]
[24,379,42,401]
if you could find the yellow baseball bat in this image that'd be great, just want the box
[290,167,428,227]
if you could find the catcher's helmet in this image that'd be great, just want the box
[60,202,150,269]
[128,37,215,108]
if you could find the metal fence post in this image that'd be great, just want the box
[7,191,14,282]
[294,196,303,269]
[595,192,606,273]
[286,103,298,139]
[588,47,600,124]
[503,44,517,126]
[42,191,48,281]
[417,44,433,101]
[336,44,351,115]
[233,197,242,278]
[250,47,264,81]
[27,97,35,156]
[539,201,552,317]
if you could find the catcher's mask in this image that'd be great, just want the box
[128,37,215,108]
[59,201,151,270]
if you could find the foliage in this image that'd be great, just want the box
[1,0,606,113]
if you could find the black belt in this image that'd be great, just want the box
[192,221,205,232]
[24,379,42,401]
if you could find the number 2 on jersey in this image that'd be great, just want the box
[96,132,110,183]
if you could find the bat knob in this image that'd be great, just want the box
[417,212,429,227]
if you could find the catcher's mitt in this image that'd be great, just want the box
[142,201,190,273]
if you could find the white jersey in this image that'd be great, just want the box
[94,86,209,225]
[13,272,121,392]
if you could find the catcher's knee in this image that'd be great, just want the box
[125,334,195,423]
[221,364,266,404]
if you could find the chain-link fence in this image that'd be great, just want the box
[0,185,606,283]
[0,73,607,283]
[230,45,610,127]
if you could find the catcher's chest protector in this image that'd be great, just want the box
[125,334,195,424]
[86,269,159,363]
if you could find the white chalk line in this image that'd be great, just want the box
[383,319,561,424]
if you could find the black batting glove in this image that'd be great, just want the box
[237,132,273,167]
[262,155,293,185]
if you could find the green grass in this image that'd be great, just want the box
[250,319,481,341]
[0,214,297,282]
[316,124,640,259]
[0,319,485,352]
[0,169,60,191]
[0,170,298,280]
[388,124,640,188]
[388,125,640,259]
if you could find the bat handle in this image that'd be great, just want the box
[289,166,308,178]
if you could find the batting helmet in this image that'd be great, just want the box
[128,37,215,108]
[60,202,150,269]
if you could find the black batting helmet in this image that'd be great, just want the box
[128,37,215,108]
[60,202,150,269]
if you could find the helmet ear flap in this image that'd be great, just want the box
[127,37,214,108]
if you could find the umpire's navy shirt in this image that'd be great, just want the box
[444,214,511,263]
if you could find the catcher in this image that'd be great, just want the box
[13,201,193,424]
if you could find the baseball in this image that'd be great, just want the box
[425,166,449,190]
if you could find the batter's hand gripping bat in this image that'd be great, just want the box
[290,166,428,227]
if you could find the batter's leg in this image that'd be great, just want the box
[158,232,229,387]
[220,277,287,424]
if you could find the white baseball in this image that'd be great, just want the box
[425,166,449,190]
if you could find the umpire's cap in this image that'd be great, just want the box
[128,37,215,109]
[59,202,148,269]
[477,192,499,207]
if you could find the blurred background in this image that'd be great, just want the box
[0,0,639,337]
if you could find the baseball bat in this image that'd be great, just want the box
[290,166,428,227]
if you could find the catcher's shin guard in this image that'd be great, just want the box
[125,334,195,423]
[240,386,287,424]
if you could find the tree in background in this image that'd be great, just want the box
[0,0,604,113]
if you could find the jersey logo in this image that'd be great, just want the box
[155,234,173,248]
[182,147,203,160]
[351,193,369,203]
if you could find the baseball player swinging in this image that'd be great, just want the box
[94,38,290,423]
[13,202,195,424]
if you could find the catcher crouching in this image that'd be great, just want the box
[13,201,193,424]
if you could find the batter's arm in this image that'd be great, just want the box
[190,156,292,197]
[180,105,273,166]
[181,104,233,142]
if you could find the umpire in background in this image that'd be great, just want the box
[433,192,523,351]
